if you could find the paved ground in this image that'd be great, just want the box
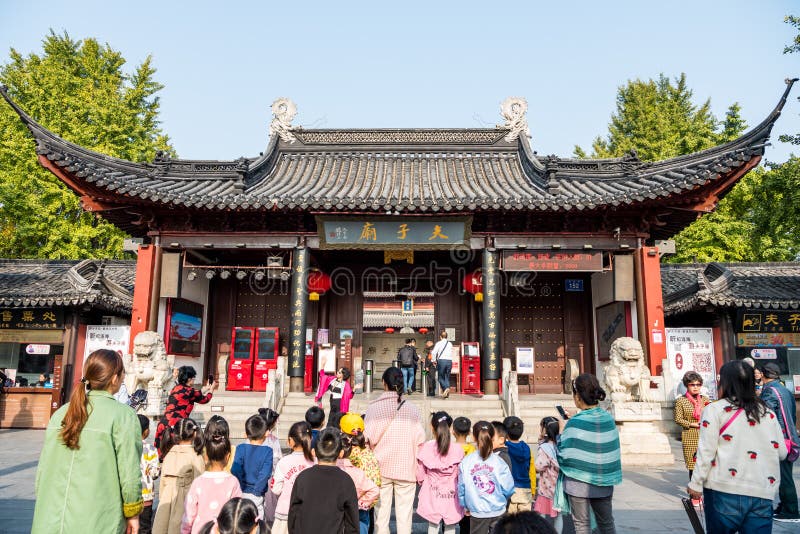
[2,429,798,533]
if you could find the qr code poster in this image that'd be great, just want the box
[665,328,716,401]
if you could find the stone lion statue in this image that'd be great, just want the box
[604,337,651,403]
[124,331,175,415]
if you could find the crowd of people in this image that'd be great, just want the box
[29,348,800,533]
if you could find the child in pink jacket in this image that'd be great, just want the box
[339,431,380,534]
[269,422,316,534]
[416,411,465,533]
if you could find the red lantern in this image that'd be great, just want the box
[419,327,429,334]
[385,327,395,333]
[306,270,331,301]
[462,270,484,302]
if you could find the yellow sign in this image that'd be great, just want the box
[0,329,64,343]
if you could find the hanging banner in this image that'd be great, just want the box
[482,249,501,380]
[665,328,716,401]
[288,247,309,377]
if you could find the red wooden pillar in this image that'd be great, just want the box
[130,244,157,348]
[638,246,666,376]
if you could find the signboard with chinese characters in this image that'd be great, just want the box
[516,347,534,375]
[501,251,603,272]
[737,332,800,347]
[317,216,471,249]
[665,328,716,401]
[84,325,130,358]
[0,308,63,329]
[736,310,800,333]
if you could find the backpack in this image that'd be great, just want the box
[398,346,416,367]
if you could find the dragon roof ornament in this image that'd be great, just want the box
[498,97,531,143]
[269,97,298,143]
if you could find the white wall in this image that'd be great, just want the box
[157,268,211,374]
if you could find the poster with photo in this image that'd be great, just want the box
[665,328,716,400]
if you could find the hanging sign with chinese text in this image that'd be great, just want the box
[0,308,64,329]
[665,328,716,401]
[736,310,800,333]
[502,251,603,272]
[317,216,471,249]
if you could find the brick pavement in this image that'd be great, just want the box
[2,429,798,533]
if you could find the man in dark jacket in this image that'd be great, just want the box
[761,362,800,522]
[397,339,418,394]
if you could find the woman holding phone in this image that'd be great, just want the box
[154,365,218,452]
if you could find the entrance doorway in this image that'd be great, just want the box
[362,292,435,391]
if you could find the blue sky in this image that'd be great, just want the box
[1,1,798,164]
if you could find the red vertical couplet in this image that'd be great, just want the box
[639,246,666,376]
[130,245,157,349]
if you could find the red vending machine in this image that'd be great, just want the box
[461,342,481,394]
[228,327,256,391]
[252,327,279,392]
[304,341,315,392]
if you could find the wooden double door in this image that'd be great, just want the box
[502,275,592,393]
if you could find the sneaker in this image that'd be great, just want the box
[774,512,800,523]
[443,388,450,399]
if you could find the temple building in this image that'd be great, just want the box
[1,81,795,396]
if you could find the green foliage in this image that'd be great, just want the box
[0,30,173,259]
[575,74,739,161]
[749,157,800,260]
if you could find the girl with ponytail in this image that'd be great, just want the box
[32,349,143,533]
[182,427,241,534]
[457,421,515,533]
[270,422,316,534]
[152,418,207,533]
[416,411,464,533]
[364,367,425,534]
[198,497,268,534]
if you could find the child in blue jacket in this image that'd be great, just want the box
[458,420,515,533]
[232,414,274,519]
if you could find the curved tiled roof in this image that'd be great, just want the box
[0,259,135,314]
[1,81,795,238]
[662,262,800,315]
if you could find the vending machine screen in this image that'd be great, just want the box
[233,329,253,360]
[257,328,277,360]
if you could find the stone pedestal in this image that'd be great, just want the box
[609,402,675,466]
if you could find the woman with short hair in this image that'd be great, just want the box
[557,373,622,534]
[688,360,788,532]
[673,371,710,485]
[154,365,217,451]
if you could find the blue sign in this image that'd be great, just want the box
[565,279,584,292]
[402,300,413,314]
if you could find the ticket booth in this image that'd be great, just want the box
[461,342,481,394]
[252,327,279,391]
[228,327,256,391]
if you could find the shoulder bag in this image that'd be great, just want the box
[773,388,800,462]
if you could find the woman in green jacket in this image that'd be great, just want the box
[32,349,143,533]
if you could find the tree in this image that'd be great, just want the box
[573,74,769,262]
[0,31,173,259]
[574,74,741,160]
[748,157,800,260]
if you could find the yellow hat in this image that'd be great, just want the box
[339,412,364,435]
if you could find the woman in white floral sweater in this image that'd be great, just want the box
[688,360,787,533]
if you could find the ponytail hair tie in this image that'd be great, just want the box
[438,416,448,423]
